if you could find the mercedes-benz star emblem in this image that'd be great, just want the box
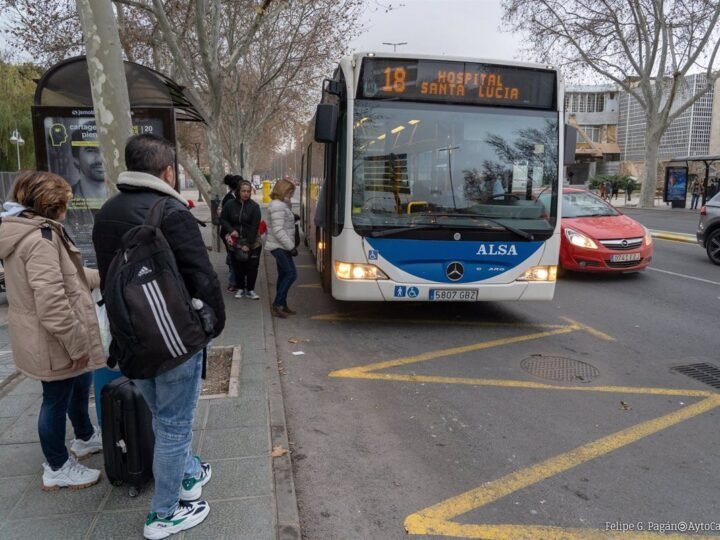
[446,262,464,281]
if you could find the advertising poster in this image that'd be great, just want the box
[664,166,688,203]
[33,107,175,266]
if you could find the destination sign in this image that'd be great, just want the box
[358,58,557,109]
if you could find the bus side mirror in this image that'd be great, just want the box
[564,125,577,166]
[315,104,338,143]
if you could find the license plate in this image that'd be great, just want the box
[429,289,478,301]
[610,253,641,263]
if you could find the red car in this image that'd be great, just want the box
[540,188,653,273]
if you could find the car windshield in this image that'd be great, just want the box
[351,101,558,234]
[539,191,619,218]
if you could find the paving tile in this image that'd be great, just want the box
[183,497,274,540]
[0,443,45,477]
[102,483,154,512]
[201,425,268,460]
[205,397,267,429]
[193,400,209,430]
[239,359,267,381]
[0,417,17,436]
[202,457,271,500]
[11,476,110,519]
[1,513,93,540]
[87,509,148,539]
[237,381,266,402]
[5,378,42,396]
[0,395,40,418]
[0,476,33,520]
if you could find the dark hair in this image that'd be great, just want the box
[125,134,175,177]
[11,170,72,220]
[223,174,240,190]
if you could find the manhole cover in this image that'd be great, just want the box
[521,355,599,383]
[671,363,720,390]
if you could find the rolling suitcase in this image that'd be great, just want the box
[101,377,155,497]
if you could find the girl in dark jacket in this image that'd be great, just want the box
[220,175,240,292]
[220,180,263,299]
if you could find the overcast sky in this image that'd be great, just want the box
[350,0,525,61]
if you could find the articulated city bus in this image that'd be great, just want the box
[300,53,571,302]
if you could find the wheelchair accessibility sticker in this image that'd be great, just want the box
[368,249,379,260]
[394,286,419,298]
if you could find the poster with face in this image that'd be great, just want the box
[33,107,175,266]
[664,166,688,203]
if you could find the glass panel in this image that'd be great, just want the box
[351,101,558,234]
[539,190,619,218]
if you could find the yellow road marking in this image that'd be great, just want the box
[561,316,615,341]
[329,326,577,377]
[404,395,720,538]
[298,283,321,288]
[323,315,718,537]
[313,312,567,329]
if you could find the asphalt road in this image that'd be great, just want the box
[272,228,719,539]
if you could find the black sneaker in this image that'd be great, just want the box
[143,500,210,539]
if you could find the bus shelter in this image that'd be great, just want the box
[31,56,203,265]
[667,154,720,207]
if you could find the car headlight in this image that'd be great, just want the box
[517,265,557,282]
[334,261,388,280]
[565,227,598,249]
[643,226,653,246]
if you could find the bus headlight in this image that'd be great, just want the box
[565,228,598,249]
[334,261,388,280]
[517,265,557,282]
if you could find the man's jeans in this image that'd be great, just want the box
[271,249,297,308]
[39,372,94,469]
[134,351,203,517]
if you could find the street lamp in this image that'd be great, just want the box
[9,129,24,171]
[382,41,407,52]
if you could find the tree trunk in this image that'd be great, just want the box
[639,127,663,209]
[76,0,133,192]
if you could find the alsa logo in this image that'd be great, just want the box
[476,244,518,256]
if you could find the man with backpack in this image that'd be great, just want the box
[92,134,225,539]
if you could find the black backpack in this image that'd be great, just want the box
[103,198,215,379]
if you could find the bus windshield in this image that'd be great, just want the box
[351,101,558,235]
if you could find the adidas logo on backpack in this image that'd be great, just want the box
[102,198,216,379]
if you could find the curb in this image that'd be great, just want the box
[649,230,697,244]
[262,251,301,540]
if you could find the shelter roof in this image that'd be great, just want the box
[668,155,720,162]
[33,56,204,123]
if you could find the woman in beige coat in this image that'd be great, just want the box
[0,171,106,490]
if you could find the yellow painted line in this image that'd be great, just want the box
[405,395,720,538]
[329,326,578,377]
[312,312,567,329]
[298,283,321,288]
[561,317,615,342]
[334,371,713,398]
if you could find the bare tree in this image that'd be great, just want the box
[502,0,720,208]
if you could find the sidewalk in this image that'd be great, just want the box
[0,198,299,539]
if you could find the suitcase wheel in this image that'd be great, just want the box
[112,479,123,487]
[128,486,140,498]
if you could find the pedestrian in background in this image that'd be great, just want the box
[221,179,262,300]
[0,171,104,491]
[266,178,298,318]
[220,174,240,292]
[691,178,703,210]
[93,134,226,539]
[626,178,635,202]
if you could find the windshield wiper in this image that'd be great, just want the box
[369,223,476,238]
[430,212,535,240]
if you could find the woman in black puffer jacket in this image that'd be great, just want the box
[220,180,262,299]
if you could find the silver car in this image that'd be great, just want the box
[697,191,720,264]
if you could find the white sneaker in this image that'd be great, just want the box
[42,457,101,490]
[246,290,260,300]
[70,426,103,458]
[234,290,245,299]
[144,500,210,539]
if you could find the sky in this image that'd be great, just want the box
[350,0,525,61]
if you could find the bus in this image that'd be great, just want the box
[300,53,572,302]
